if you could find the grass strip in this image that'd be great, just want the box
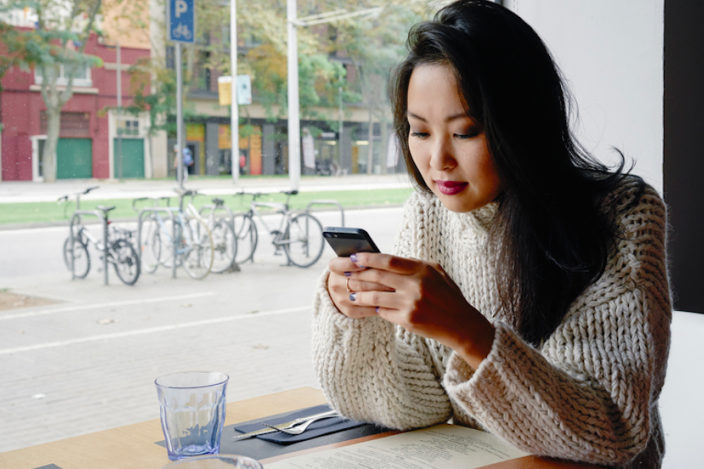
[0,187,415,225]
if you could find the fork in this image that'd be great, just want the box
[261,410,340,435]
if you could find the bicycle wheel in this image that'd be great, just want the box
[157,217,180,269]
[210,220,238,273]
[283,213,325,268]
[63,236,90,278]
[140,216,161,274]
[111,239,141,285]
[182,217,214,280]
[233,213,258,264]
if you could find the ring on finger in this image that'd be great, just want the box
[346,277,353,293]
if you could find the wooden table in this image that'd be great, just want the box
[0,387,602,469]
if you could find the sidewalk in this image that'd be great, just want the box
[0,174,413,204]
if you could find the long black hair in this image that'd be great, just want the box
[390,0,640,346]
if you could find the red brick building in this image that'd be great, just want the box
[0,31,150,181]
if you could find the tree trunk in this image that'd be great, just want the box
[42,107,61,183]
[145,132,154,179]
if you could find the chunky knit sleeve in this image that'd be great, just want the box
[443,183,671,467]
[311,193,453,429]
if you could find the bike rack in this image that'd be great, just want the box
[69,210,109,285]
[137,207,178,279]
[306,200,345,227]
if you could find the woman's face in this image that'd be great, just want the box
[407,63,502,213]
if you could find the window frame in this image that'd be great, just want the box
[34,63,93,88]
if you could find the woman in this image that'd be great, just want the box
[311,1,671,468]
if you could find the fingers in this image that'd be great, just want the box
[351,252,420,274]
[328,271,386,320]
[328,256,368,275]
[348,290,398,310]
[346,278,395,293]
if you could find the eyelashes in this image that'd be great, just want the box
[409,131,480,140]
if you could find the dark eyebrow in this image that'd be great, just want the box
[407,111,472,123]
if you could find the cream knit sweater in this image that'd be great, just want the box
[311,179,671,469]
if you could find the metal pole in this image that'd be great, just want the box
[338,86,343,170]
[103,214,108,285]
[117,41,123,179]
[287,0,301,191]
[176,42,184,189]
[230,0,239,184]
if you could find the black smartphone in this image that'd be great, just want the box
[322,226,381,257]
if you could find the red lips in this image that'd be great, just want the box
[435,180,468,195]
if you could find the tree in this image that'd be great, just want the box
[326,0,439,173]
[124,0,439,175]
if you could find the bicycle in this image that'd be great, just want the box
[59,187,141,286]
[232,190,325,268]
[137,189,214,280]
[199,197,238,273]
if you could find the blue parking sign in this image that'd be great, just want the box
[167,0,195,43]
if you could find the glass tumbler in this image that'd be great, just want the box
[156,371,229,460]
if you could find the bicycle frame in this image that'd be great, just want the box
[247,197,317,269]
[69,210,109,285]
[137,192,210,278]
[137,206,177,278]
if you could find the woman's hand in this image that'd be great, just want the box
[327,256,395,319]
[344,252,496,369]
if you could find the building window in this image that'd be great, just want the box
[34,63,92,87]
[40,111,90,138]
[118,119,140,136]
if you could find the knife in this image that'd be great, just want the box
[232,409,338,441]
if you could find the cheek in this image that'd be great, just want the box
[476,158,502,196]
[408,140,428,170]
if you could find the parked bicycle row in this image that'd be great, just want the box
[58,186,342,286]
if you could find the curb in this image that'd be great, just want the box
[0,204,406,232]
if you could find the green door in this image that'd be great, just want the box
[57,138,93,179]
[113,139,145,178]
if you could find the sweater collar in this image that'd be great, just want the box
[443,200,499,251]
[453,201,499,234]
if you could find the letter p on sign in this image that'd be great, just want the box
[175,0,187,17]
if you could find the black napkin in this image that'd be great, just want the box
[233,404,365,445]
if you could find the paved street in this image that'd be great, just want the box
[0,202,405,452]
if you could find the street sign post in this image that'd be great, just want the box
[166,0,195,189]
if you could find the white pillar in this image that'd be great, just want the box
[116,41,123,179]
[287,0,301,190]
[230,0,239,184]
[176,42,184,189]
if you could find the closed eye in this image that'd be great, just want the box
[454,130,481,140]
[410,131,429,139]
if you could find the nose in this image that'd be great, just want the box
[429,135,456,171]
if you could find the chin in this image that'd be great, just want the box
[433,192,475,213]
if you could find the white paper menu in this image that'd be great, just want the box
[265,424,529,469]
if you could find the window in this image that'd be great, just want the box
[34,63,92,87]
[117,119,140,136]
